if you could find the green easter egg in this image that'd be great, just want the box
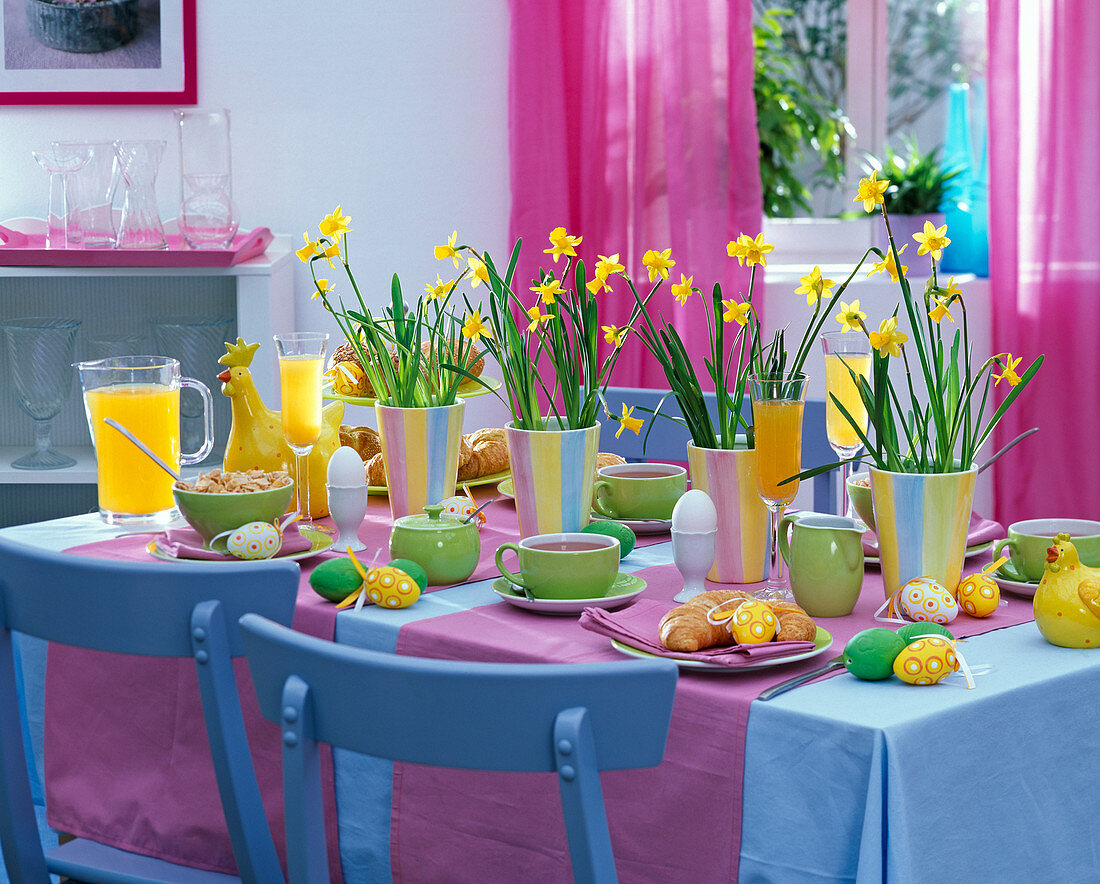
[387,558,429,594]
[309,557,364,602]
[897,622,954,643]
[582,520,636,558]
[843,628,907,681]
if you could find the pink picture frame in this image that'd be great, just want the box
[0,0,196,105]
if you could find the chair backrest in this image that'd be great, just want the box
[240,613,679,884]
[601,386,837,512]
[0,536,299,884]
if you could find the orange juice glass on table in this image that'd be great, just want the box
[821,332,871,521]
[273,332,328,517]
[750,372,808,601]
[76,356,213,525]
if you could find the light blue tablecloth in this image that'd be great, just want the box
[5,516,1100,884]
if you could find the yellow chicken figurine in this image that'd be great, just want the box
[1033,533,1100,648]
[217,338,344,518]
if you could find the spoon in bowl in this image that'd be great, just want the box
[103,418,183,483]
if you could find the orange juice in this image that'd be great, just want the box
[753,399,804,505]
[279,354,323,447]
[86,383,180,515]
[824,353,871,450]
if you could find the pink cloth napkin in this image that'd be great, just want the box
[151,524,315,560]
[579,598,815,667]
[863,512,1004,556]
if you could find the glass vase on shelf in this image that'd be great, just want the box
[821,331,871,524]
[176,108,239,249]
[114,140,167,250]
[31,143,90,249]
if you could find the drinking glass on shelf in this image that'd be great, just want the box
[821,332,871,523]
[175,108,239,249]
[750,372,808,601]
[273,332,328,518]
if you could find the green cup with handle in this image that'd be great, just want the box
[591,462,687,520]
[495,533,620,600]
[993,518,1100,583]
[778,513,865,617]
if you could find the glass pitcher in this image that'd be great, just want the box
[76,356,213,525]
[114,140,167,249]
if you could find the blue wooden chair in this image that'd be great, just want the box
[239,614,679,884]
[601,386,837,513]
[0,536,299,884]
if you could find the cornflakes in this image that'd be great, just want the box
[176,469,291,493]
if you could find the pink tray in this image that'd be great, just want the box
[0,222,273,267]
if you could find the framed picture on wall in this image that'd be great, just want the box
[0,0,195,105]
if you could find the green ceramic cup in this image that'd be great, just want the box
[993,518,1100,583]
[591,463,687,520]
[778,513,865,617]
[495,533,620,600]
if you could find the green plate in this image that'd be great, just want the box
[610,626,833,673]
[492,572,646,614]
[323,375,502,406]
[147,524,334,563]
[368,469,511,497]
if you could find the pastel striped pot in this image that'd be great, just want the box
[870,467,977,597]
[687,442,768,584]
[376,399,465,520]
[506,420,600,538]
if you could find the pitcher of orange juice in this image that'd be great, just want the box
[76,356,213,525]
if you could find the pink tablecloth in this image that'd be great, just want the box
[389,555,1035,883]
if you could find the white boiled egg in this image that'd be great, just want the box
[671,489,717,534]
[326,445,366,487]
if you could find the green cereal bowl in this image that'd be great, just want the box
[173,479,294,547]
[847,472,875,531]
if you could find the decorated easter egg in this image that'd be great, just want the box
[440,496,485,527]
[728,599,778,645]
[582,520,636,558]
[897,621,954,644]
[386,558,429,593]
[897,576,958,624]
[326,360,371,397]
[309,557,364,602]
[843,628,906,681]
[956,573,1000,618]
[365,565,422,609]
[224,521,282,560]
[892,636,958,685]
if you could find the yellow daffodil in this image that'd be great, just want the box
[616,403,644,438]
[994,353,1023,387]
[526,305,551,331]
[319,240,340,267]
[311,278,333,301]
[854,170,890,213]
[929,296,954,324]
[794,265,835,306]
[642,248,675,281]
[296,233,319,263]
[722,298,752,326]
[868,316,908,358]
[835,299,867,332]
[913,220,951,261]
[726,238,745,261]
[424,275,452,300]
[434,230,461,268]
[462,310,492,344]
[543,226,583,262]
[942,276,962,298]
[602,324,626,347]
[467,255,490,288]
[530,278,563,305]
[671,274,694,305]
[318,205,351,239]
[737,232,774,267]
[586,275,612,295]
[868,242,909,283]
[594,253,624,279]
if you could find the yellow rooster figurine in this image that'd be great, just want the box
[1033,533,1100,648]
[217,338,344,518]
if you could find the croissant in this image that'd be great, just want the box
[658,590,754,652]
[457,428,509,481]
[365,452,387,487]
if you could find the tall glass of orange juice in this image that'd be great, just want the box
[273,332,328,517]
[750,371,808,601]
[821,332,871,521]
[77,356,213,525]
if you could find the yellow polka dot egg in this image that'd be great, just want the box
[440,496,485,526]
[326,360,371,397]
[728,599,778,645]
[221,521,282,560]
[365,565,422,609]
[892,636,959,685]
[956,573,1000,618]
[896,576,958,624]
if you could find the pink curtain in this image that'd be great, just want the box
[988,0,1100,523]
[508,0,763,388]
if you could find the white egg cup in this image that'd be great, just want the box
[326,484,368,552]
[672,528,717,602]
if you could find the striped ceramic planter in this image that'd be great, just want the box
[687,442,768,584]
[870,467,977,597]
[376,399,465,520]
[506,420,600,538]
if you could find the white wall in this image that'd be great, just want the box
[0,0,515,428]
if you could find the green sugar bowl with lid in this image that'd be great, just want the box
[388,504,480,586]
